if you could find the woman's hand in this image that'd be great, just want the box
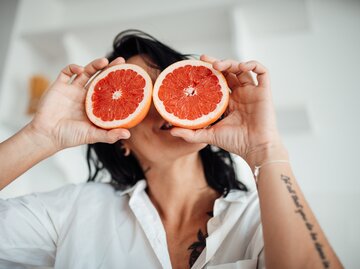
[28,57,131,153]
[170,55,285,166]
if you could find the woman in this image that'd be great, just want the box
[0,30,343,269]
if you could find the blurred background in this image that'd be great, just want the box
[0,0,359,268]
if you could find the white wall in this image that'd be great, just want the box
[0,0,359,268]
[0,0,18,84]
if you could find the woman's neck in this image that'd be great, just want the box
[144,152,219,227]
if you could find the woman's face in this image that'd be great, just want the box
[122,55,207,167]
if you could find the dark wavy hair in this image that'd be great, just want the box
[86,29,247,196]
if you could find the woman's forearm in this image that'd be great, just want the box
[246,146,343,269]
[0,124,56,190]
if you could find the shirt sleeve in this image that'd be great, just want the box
[0,183,84,268]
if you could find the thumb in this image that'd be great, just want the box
[87,128,131,144]
[170,127,214,144]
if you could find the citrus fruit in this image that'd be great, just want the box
[85,64,153,129]
[153,59,230,129]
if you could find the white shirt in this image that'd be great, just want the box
[0,179,265,269]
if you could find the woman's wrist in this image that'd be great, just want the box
[244,142,289,172]
[0,123,59,189]
[23,122,59,157]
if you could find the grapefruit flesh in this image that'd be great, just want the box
[85,64,152,129]
[153,60,229,129]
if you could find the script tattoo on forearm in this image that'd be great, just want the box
[280,174,330,268]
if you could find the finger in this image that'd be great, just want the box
[108,57,125,68]
[200,54,219,64]
[83,57,125,89]
[57,64,84,84]
[87,127,131,144]
[170,127,214,144]
[239,61,269,88]
[213,59,255,86]
[223,73,239,90]
[213,60,242,73]
[72,58,109,87]
[236,71,255,86]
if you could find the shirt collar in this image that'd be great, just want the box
[115,179,147,197]
[117,178,249,204]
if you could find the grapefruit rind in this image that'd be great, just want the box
[152,60,229,129]
[85,64,153,129]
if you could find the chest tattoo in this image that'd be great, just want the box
[188,211,213,267]
[188,229,207,267]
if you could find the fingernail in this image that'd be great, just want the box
[120,131,130,139]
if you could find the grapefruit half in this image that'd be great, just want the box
[153,60,230,129]
[85,64,153,129]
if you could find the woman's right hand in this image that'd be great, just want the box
[28,57,131,152]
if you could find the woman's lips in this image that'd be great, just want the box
[160,121,173,130]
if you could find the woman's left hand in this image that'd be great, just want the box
[170,55,283,161]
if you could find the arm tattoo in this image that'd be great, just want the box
[280,174,330,268]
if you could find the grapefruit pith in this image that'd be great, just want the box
[85,64,153,129]
[153,60,229,129]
